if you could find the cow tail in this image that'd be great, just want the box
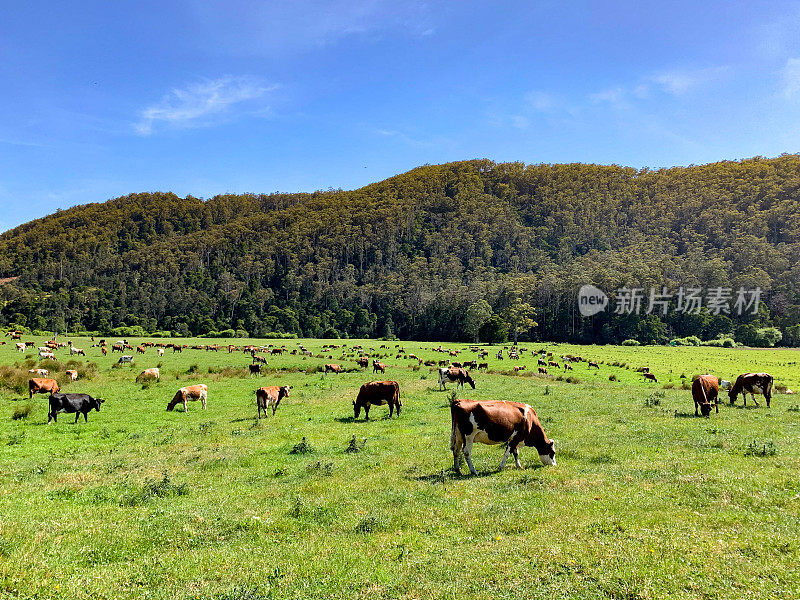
[449,401,460,452]
[765,375,774,400]
[394,382,401,408]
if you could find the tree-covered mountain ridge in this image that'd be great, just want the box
[1,156,799,344]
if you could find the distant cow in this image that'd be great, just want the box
[137,368,160,382]
[477,362,488,371]
[117,355,134,364]
[354,381,401,420]
[357,356,369,368]
[29,368,49,377]
[255,385,292,418]
[136,345,146,354]
[729,373,773,408]
[373,361,386,374]
[588,361,599,369]
[112,343,124,353]
[249,364,261,377]
[438,367,475,391]
[29,378,60,399]
[157,348,165,357]
[538,359,547,367]
[692,374,719,417]
[167,384,208,412]
[450,399,556,475]
[101,347,108,356]
[538,367,548,375]
[16,342,25,352]
[38,351,56,361]
[643,372,657,383]
[325,364,343,375]
[513,366,526,373]
[70,346,86,356]
[47,393,104,424]
[65,369,78,381]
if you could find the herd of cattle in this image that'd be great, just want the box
[6,332,780,474]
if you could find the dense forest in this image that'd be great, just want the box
[1,156,800,345]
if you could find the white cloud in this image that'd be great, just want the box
[589,87,627,105]
[651,66,728,96]
[781,57,800,99]
[136,76,276,135]
[524,90,556,111]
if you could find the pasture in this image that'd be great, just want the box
[0,337,799,600]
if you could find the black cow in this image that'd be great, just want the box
[48,393,105,424]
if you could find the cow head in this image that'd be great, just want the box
[94,398,105,411]
[539,440,556,466]
[465,373,476,389]
[353,399,361,419]
[699,402,712,417]
[728,388,737,404]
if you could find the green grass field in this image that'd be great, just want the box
[0,337,799,599]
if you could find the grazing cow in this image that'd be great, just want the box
[357,356,369,369]
[249,363,262,377]
[117,355,134,365]
[538,367,548,375]
[451,362,462,368]
[354,381,401,420]
[463,360,478,370]
[167,384,208,412]
[66,369,78,381]
[450,400,556,475]
[38,351,56,361]
[136,345,146,354]
[325,364,343,375]
[643,373,658,383]
[137,368,160,382]
[16,342,25,352]
[48,393,104,424]
[513,366,526,373]
[373,361,386,374]
[478,362,488,371]
[537,359,547,367]
[29,378,60,399]
[729,373,773,408]
[157,348,164,357]
[438,367,475,391]
[29,368,49,376]
[588,361,599,369]
[70,346,86,356]
[255,385,292,418]
[564,363,573,371]
[692,374,719,417]
[102,346,108,356]
[111,343,124,353]
[719,379,731,391]
[548,361,559,368]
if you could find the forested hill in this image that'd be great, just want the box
[1,156,800,345]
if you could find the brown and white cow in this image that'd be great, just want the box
[16,342,25,352]
[325,363,343,374]
[353,381,401,420]
[438,367,475,391]
[70,346,86,356]
[167,384,207,412]
[65,369,79,382]
[255,385,292,418]
[450,399,556,475]
[643,372,658,383]
[29,378,60,399]
[29,368,49,377]
[137,368,160,382]
[692,374,719,417]
[729,373,773,408]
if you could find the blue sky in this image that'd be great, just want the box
[2,1,800,232]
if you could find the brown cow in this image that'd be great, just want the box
[66,369,79,382]
[373,361,386,374]
[255,385,292,418]
[643,372,658,383]
[166,384,207,412]
[538,367,548,375]
[588,361,599,369]
[357,356,369,368]
[450,399,556,475]
[438,367,475,390]
[693,374,719,417]
[137,368,160,382]
[29,378,60,399]
[136,345,146,354]
[325,364,343,374]
[354,381,401,420]
[101,346,108,356]
[729,373,773,408]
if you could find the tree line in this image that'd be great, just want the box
[1,156,799,346]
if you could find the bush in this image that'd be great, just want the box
[700,337,736,348]
[621,339,640,346]
[11,404,33,420]
[670,336,701,346]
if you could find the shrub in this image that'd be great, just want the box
[621,339,640,346]
[744,440,777,457]
[671,336,701,346]
[290,437,314,454]
[11,404,33,420]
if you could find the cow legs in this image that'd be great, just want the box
[83,411,88,423]
[751,393,759,407]
[184,399,188,413]
[511,445,522,469]
[74,412,80,424]
[463,436,478,476]
[499,445,511,470]
[363,405,370,421]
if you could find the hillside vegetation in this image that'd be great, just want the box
[1,156,800,343]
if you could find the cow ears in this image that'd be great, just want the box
[289,386,294,390]
[549,439,556,450]
[97,398,105,403]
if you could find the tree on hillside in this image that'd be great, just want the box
[464,300,492,342]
